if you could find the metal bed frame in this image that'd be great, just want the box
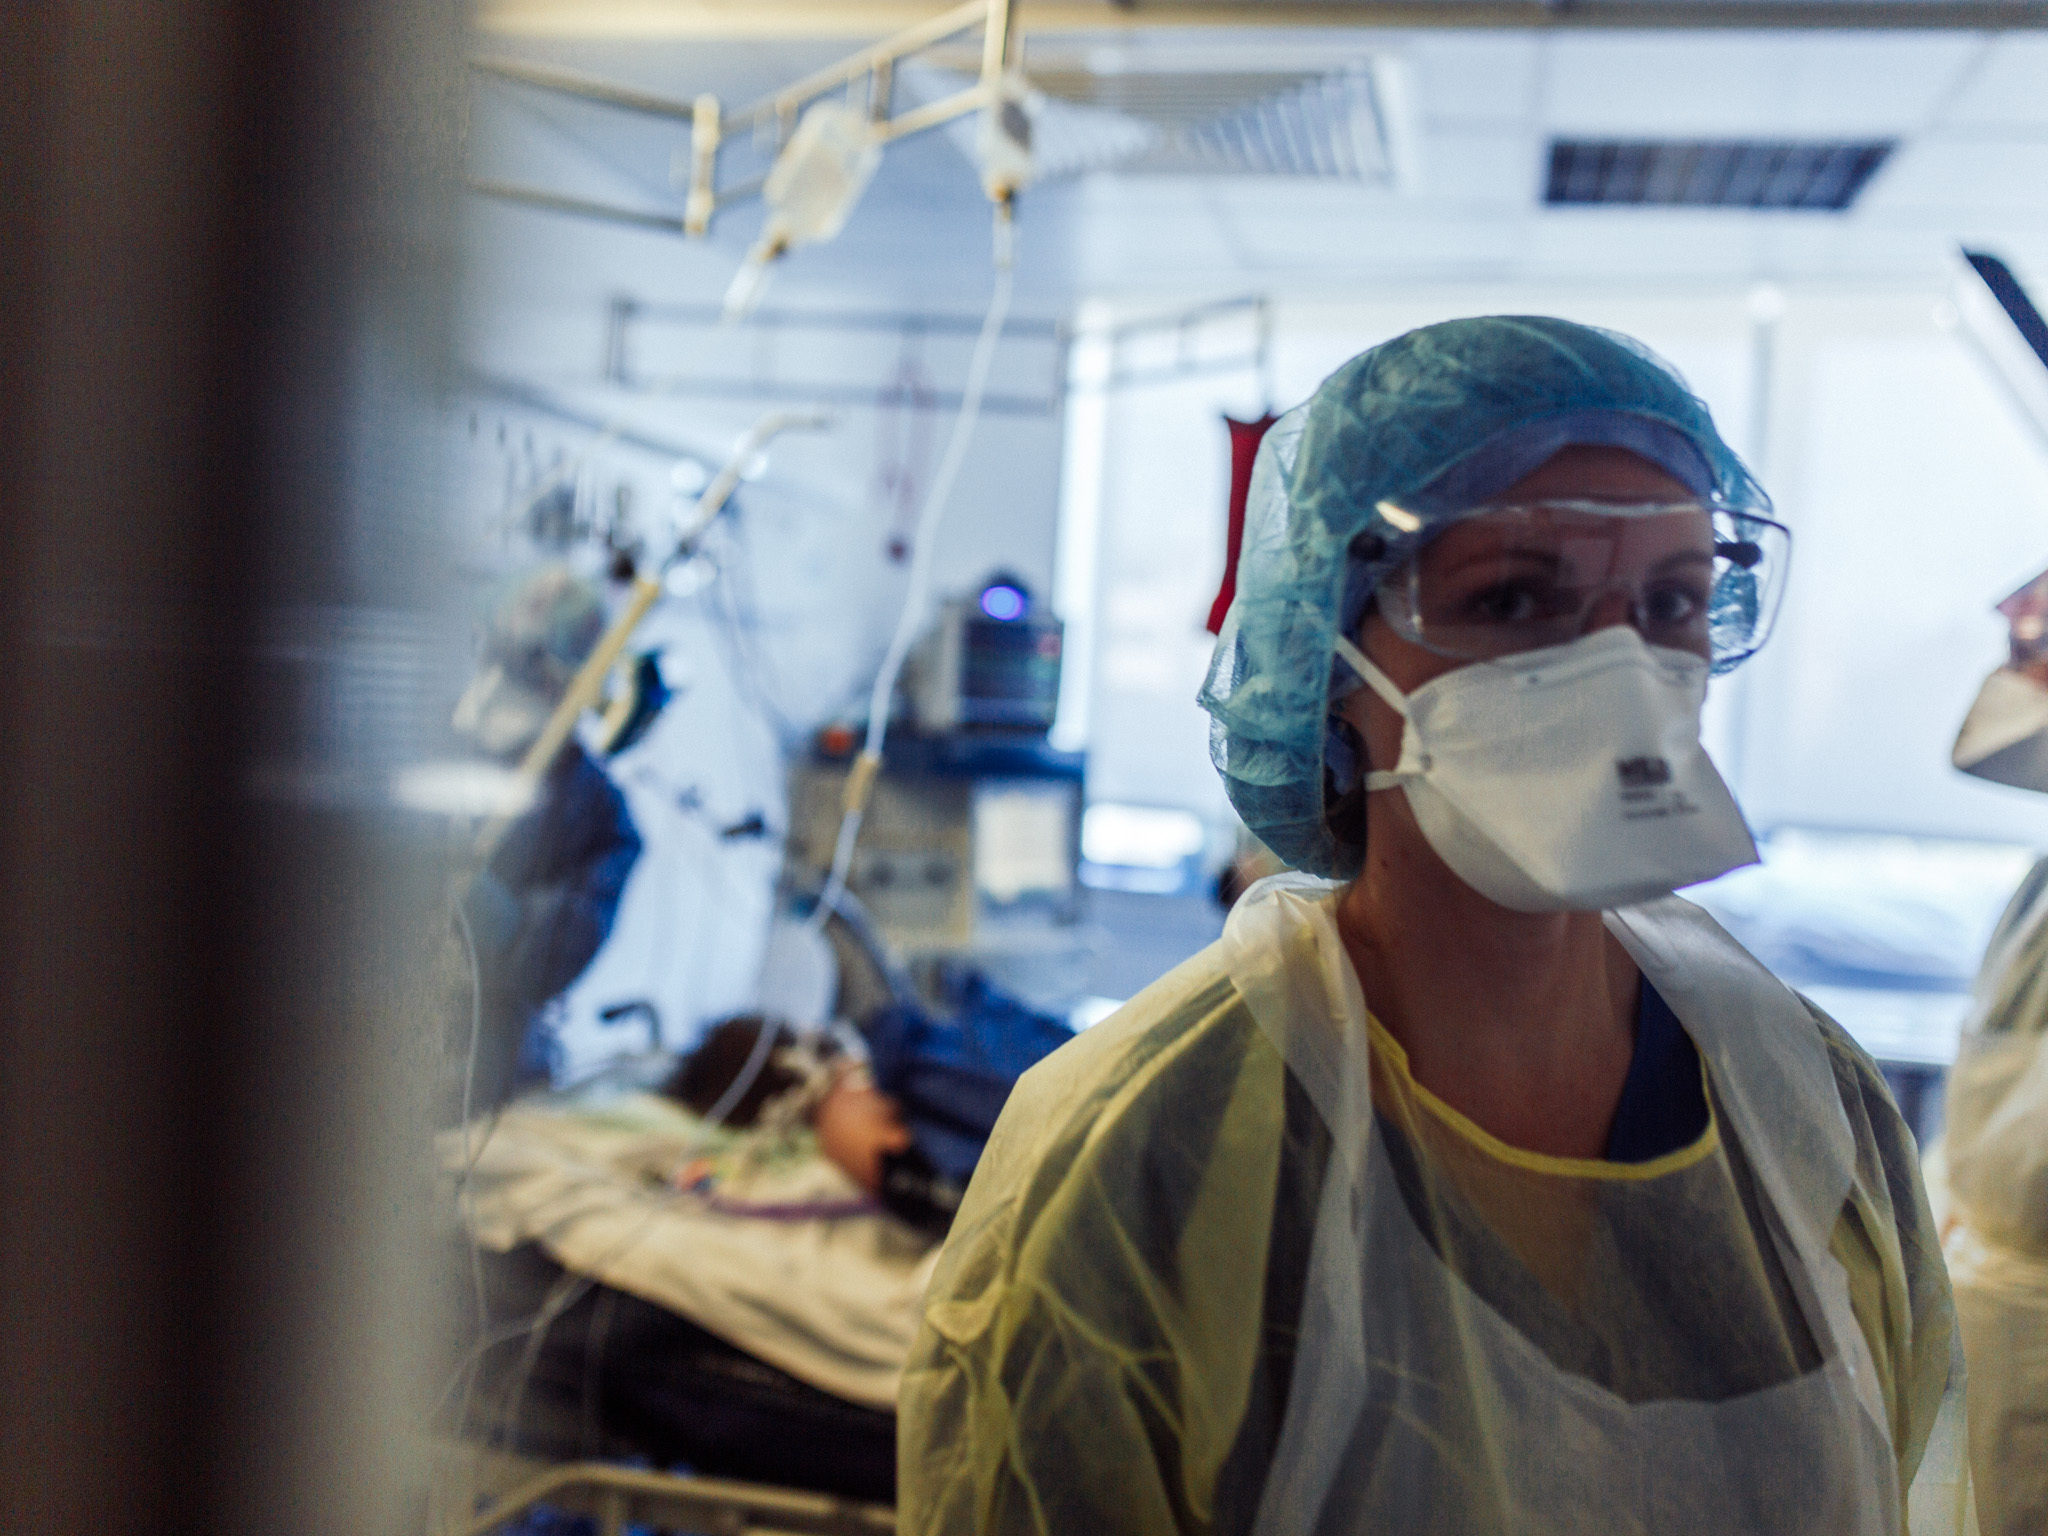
[439,1443,896,1536]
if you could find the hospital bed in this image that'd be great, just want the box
[438,1441,895,1536]
[436,891,1072,1534]
[452,1233,906,1495]
[435,1043,922,1528]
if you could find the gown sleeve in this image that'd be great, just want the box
[1945,855,2048,1258]
[1805,1002,1975,1534]
[898,963,1294,1536]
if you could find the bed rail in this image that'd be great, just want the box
[438,1444,897,1536]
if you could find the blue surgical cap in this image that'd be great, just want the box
[1197,315,1768,880]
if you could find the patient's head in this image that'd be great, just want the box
[662,1014,911,1194]
[663,1014,812,1126]
[812,1074,913,1195]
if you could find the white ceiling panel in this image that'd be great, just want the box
[1417,124,1545,204]
[1859,137,2048,214]
[1069,173,1232,219]
[1072,211,1244,285]
[1740,216,1941,276]
[1197,174,1411,224]
[1545,34,1981,139]
[1943,38,2048,130]
[1402,33,1542,127]
[1524,206,1768,276]
[1230,208,1529,274]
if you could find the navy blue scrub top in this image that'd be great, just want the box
[1604,978,1711,1163]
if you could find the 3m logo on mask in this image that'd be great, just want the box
[1616,756,1674,790]
[1616,753,1697,822]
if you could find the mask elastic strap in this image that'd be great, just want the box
[1333,634,1408,716]
[1331,635,1412,793]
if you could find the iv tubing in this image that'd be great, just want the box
[810,205,1015,930]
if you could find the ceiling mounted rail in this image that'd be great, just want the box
[468,56,700,119]
[722,0,993,134]
[469,0,1021,241]
[467,179,690,233]
[475,0,2048,33]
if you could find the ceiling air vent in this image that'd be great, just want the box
[1545,139,1894,211]
[907,53,1413,186]
[1043,66,1407,181]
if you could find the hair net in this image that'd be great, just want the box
[1198,315,1769,879]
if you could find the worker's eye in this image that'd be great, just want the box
[1641,583,1707,629]
[1461,580,1555,626]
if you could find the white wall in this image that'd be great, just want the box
[1074,362,1265,819]
[1736,290,2048,843]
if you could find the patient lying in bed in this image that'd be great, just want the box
[445,990,1071,1501]
[663,1014,958,1233]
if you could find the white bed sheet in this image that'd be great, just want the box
[443,1092,941,1410]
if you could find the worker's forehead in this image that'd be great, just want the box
[1491,446,1697,504]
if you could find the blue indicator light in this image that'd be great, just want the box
[979,584,1026,622]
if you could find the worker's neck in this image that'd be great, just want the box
[1334,808,1639,1159]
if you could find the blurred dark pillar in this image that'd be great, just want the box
[0,0,458,1531]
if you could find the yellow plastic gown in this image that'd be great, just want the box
[1939,855,2048,1536]
[901,885,1968,1536]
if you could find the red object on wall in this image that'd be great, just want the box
[1206,412,1280,635]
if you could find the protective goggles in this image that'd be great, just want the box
[1374,500,1790,672]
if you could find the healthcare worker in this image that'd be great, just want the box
[1941,564,2048,1536]
[899,317,1972,1535]
[454,565,642,1109]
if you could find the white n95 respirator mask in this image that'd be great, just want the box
[1953,665,2048,792]
[1334,625,1759,912]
